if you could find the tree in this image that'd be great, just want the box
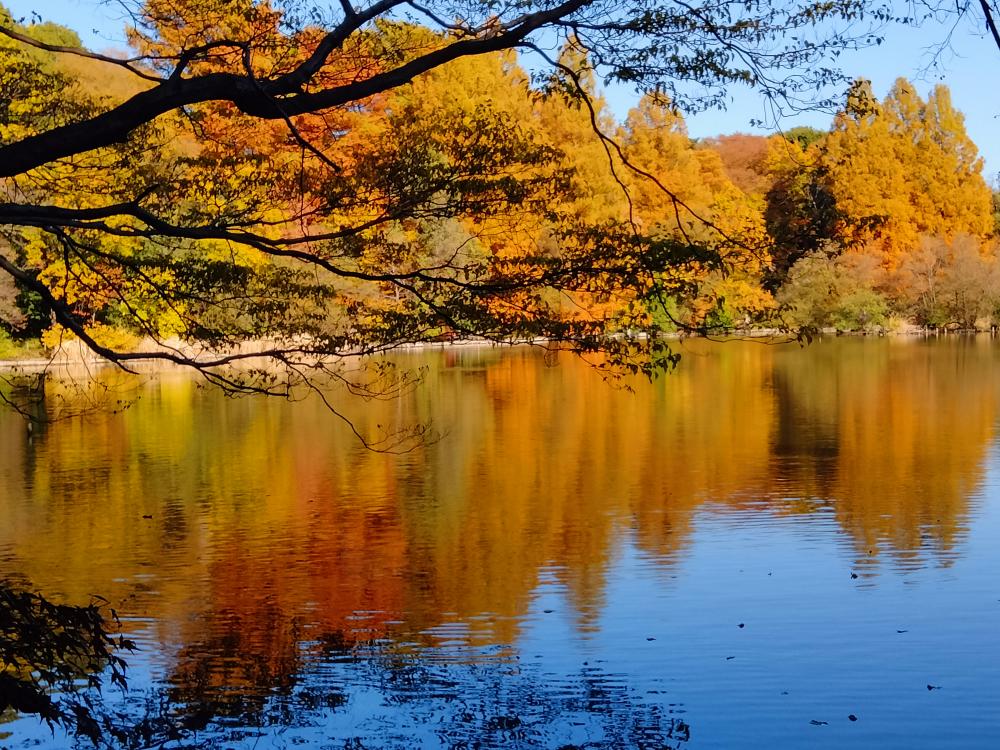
[700,133,772,197]
[821,78,993,267]
[763,132,840,287]
[615,94,774,331]
[895,234,1000,329]
[0,0,898,415]
[764,77,994,311]
[778,247,891,332]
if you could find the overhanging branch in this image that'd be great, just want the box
[0,0,591,178]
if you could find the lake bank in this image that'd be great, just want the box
[3,324,995,372]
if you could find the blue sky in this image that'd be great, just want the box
[6,0,999,180]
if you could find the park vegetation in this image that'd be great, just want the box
[0,0,997,392]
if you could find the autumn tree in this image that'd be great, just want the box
[700,134,772,197]
[536,38,626,225]
[0,0,905,413]
[894,235,1000,329]
[762,128,840,286]
[768,78,995,330]
[617,95,773,329]
[821,78,993,266]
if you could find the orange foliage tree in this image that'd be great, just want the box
[0,0,904,404]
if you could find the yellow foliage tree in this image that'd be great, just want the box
[620,95,773,328]
[822,78,992,267]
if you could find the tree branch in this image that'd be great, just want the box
[978,0,1000,51]
[0,23,162,81]
[0,0,590,178]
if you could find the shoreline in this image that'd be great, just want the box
[0,336,527,373]
[1,326,994,372]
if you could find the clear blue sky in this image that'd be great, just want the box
[6,0,999,180]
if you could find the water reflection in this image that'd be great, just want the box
[1,337,998,747]
[161,636,691,749]
[768,338,993,565]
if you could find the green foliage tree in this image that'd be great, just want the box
[763,134,840,287]
[778,248,891,332]
[782,126,826,150]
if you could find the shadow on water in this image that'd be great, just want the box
[1,580,691,749]
[162,630,691,749]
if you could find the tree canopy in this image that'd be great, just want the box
[0,0,904,401]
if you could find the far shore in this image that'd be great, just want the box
[3,325,998,372]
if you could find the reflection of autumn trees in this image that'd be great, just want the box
[769,338,996,564]
[0,340,996,706]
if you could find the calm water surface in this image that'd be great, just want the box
[1,337,999,748]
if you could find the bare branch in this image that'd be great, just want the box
[0,23,162,82]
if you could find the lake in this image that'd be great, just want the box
[1,337,999,748]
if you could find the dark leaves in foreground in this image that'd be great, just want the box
[0,583,135,744]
